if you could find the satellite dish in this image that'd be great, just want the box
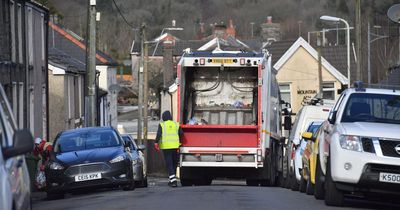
[387,4,400,23]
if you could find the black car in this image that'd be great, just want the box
[121,134,147,187]
[45,127,135,199]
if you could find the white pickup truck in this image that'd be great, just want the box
[317,83,400,206]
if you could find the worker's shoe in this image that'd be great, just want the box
[168,181,178,187]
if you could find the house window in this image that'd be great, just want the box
[323,82,335,100]
[17,4,22,64]
[27,7,33,65]
[19,82,24,129]
[10,1,16,62]
[279,84,291,107]
[12,82,17,119]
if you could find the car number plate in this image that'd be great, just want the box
[379,172,400,184]
[74,173,102,182]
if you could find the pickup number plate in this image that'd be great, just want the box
[75,173,102,182]
[379,172,400,184]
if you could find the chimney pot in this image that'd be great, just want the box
[267,16,272,24]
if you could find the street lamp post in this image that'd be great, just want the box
[367,23,389,84]
[320,15,351,87]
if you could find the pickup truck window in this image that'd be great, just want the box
[341,93,400,124]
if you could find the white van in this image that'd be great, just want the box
[284,102,333,190]
[0,84,34,210]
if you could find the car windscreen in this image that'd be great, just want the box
[341,93,400,124]
[54,130,122,153]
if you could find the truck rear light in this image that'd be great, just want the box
[199,58,205,65]
[240,58,245,65]
[257,149,262,162]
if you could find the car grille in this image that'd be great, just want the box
[65,163,110,176]
[365,164,400,174]
[379,139,400,158]
[361,138,375,153]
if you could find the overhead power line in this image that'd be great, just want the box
[112,0,135,28]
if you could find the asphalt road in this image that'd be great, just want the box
[32,177,400,210]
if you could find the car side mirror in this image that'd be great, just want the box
[3,129,34,159]
[138,145,146,151]
[302,132,315,141]
[328,111,337,124]
[124,140,132,148]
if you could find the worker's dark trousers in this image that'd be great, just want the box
[162,149,179,183]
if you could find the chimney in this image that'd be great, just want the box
[197,22,205,40]
[261,16,281,42]
[226,19,236,37]
[172,20,176,27]
[163,40,174,88]
[267,16,272,24]
[213,22,227,38]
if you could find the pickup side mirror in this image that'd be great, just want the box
[283,116,292,131]
[302,132,315,141]
[328,111,337,124]
[138,145,146,151]
[3,129,34,159]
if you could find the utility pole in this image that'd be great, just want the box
[317,32,323,99]
[85,0,97,127]
[137,23,145,144]
[355,0,362,81]
[367,22,371,84]
[143,27,149,144]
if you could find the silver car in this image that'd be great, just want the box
[0,84,34,210]
[121,134,147,187]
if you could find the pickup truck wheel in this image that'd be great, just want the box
[314,155,325,200]
[325,160,344,206]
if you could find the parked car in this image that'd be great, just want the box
[121,134,147,187]
[298,121,323,194]
[314,83,400,206]
[0,84,34,210]
[284,100,332,191]
[45,127,135,200]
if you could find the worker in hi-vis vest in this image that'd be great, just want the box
[154,110,183,187]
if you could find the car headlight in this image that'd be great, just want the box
[339,135,363,152]
[110,155,125,163]
[49,162,64,170]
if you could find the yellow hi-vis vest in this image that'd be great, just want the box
[159,120,180,149]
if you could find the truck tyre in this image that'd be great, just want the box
[246,179,259,186]
[325,160,344,206]
[299,172,306,193]
[180,179,194,186]
[314,155,325,200]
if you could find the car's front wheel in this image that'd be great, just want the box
[314,155,325,200]
[325,159,344,206]
[46,192,65,200]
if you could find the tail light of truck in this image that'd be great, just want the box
[257,149,262,162]
[199,58,205,65]
[240,58,245,65]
